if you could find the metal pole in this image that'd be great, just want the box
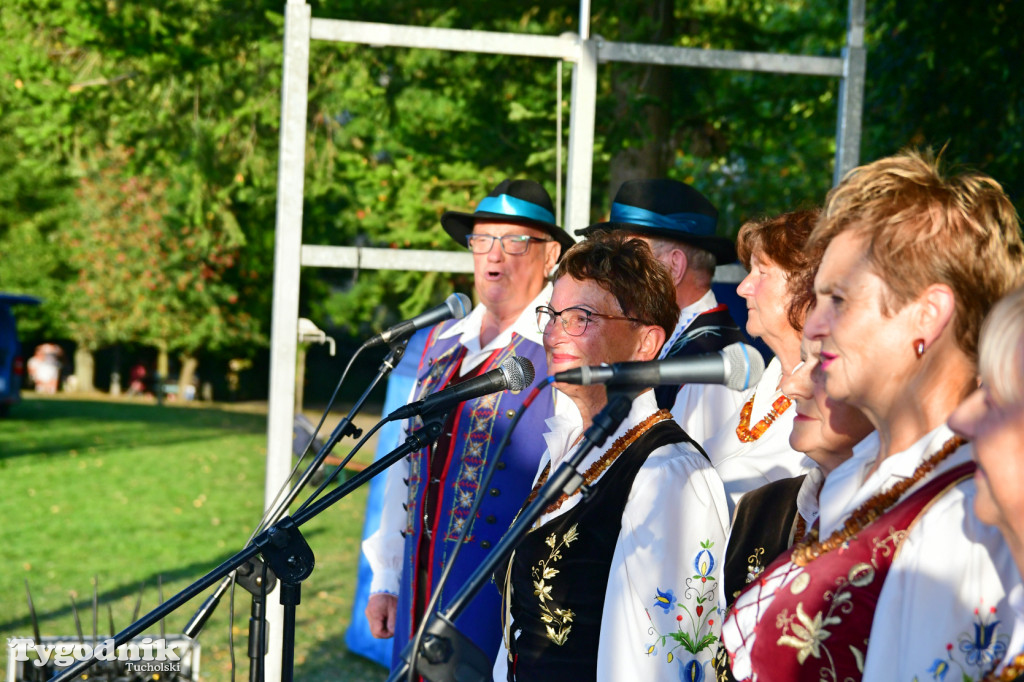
[265,2,312,679]
[564,36,597,235]
[834,0,867,185]
[555,60,563,227]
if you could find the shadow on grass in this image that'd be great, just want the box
[0,397,268,462]
[0,526,331,636]
[295,631,388,682]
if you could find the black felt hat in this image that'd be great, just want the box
[576,178,736,264]
[441,179,576,254]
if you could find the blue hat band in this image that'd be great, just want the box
[610,202,716,236]
[476,194,555,225]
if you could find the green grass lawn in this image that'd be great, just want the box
[0,394,387,681]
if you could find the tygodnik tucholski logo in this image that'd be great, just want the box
[8,636,186,672]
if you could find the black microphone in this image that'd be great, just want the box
[364,293,472,349]
[552,342,765,391]
[387,356,535,421]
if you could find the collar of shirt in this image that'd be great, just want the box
[795,466,825,527]
[750,355,785,417]
[438,283,553,376]
[542,389,658,478]
[659,288,718,359]
[817,422,970,537]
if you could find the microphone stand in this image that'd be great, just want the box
[51,408,451,682]
[388,389,641,682]
[180,339,407,647]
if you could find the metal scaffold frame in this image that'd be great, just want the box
[259,2,866,677]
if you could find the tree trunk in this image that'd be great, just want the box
[179,354,199,401]
[156,344,169,378]
[73,346,95,393]
[607,0,677,198]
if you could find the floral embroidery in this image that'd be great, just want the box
[770,530,899,680]
[776,602,840,664]
[654,588,676,613]
[645,540,721,679]
[919,604,1009,681]
[744,546,766,587]
[531,523,579,646]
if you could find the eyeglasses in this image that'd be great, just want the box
[466,233,550,255]
[536,305,642,337]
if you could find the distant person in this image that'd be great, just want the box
[128,363,149,396]
[27,344,61,394]
[362,179,575,670]
[575,179,748,444]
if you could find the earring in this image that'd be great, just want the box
[914,338,926,358]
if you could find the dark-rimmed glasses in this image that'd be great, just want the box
[466,234,550,255]
[536,305,642,337]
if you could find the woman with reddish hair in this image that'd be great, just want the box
[703,209,820,514]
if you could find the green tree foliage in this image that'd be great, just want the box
[1,0,1020,384]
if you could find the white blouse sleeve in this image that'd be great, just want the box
[596,446,730,682]
[860,479,1019,680]
[361,453,410,596]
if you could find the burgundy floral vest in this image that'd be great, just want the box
[729,462,975,681]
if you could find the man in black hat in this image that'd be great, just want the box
[362,179,576,670]
[577,178,749,444]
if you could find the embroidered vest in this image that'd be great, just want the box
[723,475,806,607]
[391,320,555,669]
[731,462,975,682]
[655,304,748,410]
[504,420,692,681]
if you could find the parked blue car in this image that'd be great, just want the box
[0,293,42,417]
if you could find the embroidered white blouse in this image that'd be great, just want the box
[361,285,577,596]
[723,423,1021,681]
[702,356,813,516]
[493,390,731,682]
[664,289,749,446]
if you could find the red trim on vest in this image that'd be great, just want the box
[410,343,505,631]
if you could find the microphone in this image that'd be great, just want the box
[552,342,765,392]
[364,293,472,349]
[387,356,535,421]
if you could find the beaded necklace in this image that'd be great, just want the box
[735,394,792,443]
[523,409,673,516]
[790,435,964,567]
[983,652,1024,681]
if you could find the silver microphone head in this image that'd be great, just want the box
[446,293,472,320]
[500,356,534,392]
[721,342,766,391]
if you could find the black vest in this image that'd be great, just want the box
[655,304,750,410]
[503,420,693,681]
[723,474,806,607]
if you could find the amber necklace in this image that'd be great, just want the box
[735,393,792,442]
[983,653,1024,681]
[523,409,673,516]
[790,435,964,566]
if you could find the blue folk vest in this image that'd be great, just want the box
[391,320,555,669]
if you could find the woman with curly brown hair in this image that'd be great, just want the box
[494,230,730,682]
[703,209,820,515]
